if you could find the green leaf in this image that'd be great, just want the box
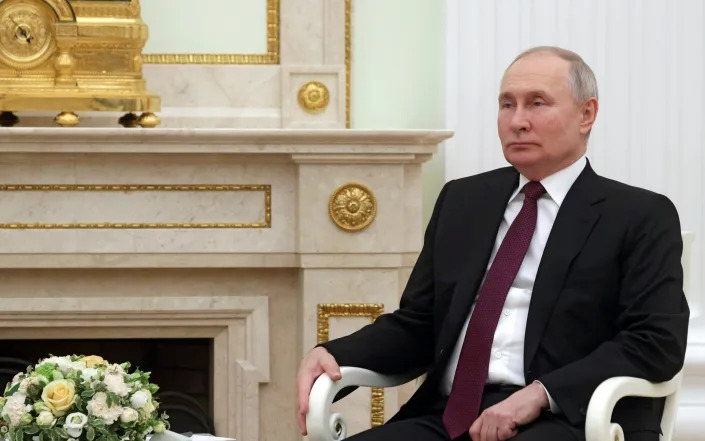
[86,426,95,441]
[15,428,24,441]
[80,390,95,399]
[24,425,40,435]
[39,429,47,441]
[6,383,20,396]
[56,427,69,439]
[91,419,105,428]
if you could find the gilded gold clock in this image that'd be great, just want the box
[0,0,160,128]
[0,1,55,70]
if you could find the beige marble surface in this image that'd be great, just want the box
[0,127,452,147]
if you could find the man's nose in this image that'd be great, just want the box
[509,107,530,132]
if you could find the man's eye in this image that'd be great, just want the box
[533,101,545,106]
[501,102,513,108]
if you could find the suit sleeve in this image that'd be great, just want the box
[319,181,451,374]
[538,194,690,425]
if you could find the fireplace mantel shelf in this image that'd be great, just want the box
[0,128,453,154]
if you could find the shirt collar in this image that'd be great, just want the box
[510,155,587,207]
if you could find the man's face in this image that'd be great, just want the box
[497,52,595,179]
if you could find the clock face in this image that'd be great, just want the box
[0,2,55,69]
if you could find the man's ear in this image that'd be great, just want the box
[580,97,598,136]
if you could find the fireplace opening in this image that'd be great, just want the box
[0,338,213,435]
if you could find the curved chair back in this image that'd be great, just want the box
[663,231,695,441]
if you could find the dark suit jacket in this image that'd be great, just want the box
[322,162,690,433]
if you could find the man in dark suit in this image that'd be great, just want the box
[295,47,689,441]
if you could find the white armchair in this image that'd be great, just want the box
[307,232,693,441]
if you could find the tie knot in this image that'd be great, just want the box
[523,181,546,200]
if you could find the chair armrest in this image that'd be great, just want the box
[585,370,683,441]
[306,366,422,441]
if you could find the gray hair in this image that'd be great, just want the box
[509,46,598,103]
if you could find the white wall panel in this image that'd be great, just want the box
[445,1,705,438]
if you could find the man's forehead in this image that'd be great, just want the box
[500,53,571,94]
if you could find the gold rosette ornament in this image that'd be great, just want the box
[298,81,330,114]
[329,183,377,231]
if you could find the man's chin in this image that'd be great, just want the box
[504,150,544,169]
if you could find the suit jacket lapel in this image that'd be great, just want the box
[523,163,605,369]
[436,169,519,353]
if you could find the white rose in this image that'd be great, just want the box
[120,408,139,424]
[36,411,55,427]
[1,393,32,427]
[86,392,123,424]
[69,361,87,372]
[64,412,88,438]
[103,373,130,397]
[81,368,99,383]
[129,390,151,409]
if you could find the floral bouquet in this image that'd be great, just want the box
[0,355,169,441]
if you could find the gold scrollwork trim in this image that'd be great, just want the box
[317,303,385,427]
[0,184,272,229]
[143,0,279,65]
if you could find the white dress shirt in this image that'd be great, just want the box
[441,156,587,412]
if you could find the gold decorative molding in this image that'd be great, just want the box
[143,0,279,65]
[328,183,377,232]
[0,184,271,229]
[317,303,385,427]
[298,81,330,114]
[70,1,140,18]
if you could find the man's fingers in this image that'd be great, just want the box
[469,417,482,441]
[497,426,516,441]
[320,353,342,380]
[296,410,307,436]
[296,369,319,435]
[481,419,495,441]
[296,372,312,411]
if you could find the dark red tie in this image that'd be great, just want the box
[442,181,546,439]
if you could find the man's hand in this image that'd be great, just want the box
[468,382,549,441]
[296,347,342,435]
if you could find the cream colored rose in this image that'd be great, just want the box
[153,422,166,433]
[81,356,106,368]
[36,411,56,427]
[142,401,155,415]
[120,408,139,424]
[41,380,76,416]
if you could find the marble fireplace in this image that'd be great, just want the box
[0,128,451,441]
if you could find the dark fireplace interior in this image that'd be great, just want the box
[0,338,213,435]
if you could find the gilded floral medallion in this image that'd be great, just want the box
[328,183,377,231]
